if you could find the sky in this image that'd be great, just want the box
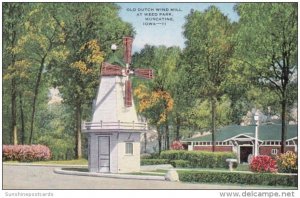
[118,3,239,52]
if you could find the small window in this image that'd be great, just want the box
[271,149,278,155]
[125,142,133,155]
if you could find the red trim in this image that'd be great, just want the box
[123,37,133,64]
[101,62,123,76]
[125,80,132,107]
[135,68,154,79]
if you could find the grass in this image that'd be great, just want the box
[126,172,165,176]
[235,164,250,171]
[150,169,168,173]
[4,159,88,165]
[62,167,89,172]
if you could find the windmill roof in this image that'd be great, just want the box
[182,124,298,142]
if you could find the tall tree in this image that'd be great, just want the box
[182,6,234,151]
[49,3,134,158]
[133,45,180,150]
[234,3,297,153]
[3,3,29,145]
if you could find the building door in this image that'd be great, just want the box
[98,136,110,173]
[240,146,253,163]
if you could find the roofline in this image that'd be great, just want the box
[286,137,298,141]
[223,133,258,142]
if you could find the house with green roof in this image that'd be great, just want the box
[182,124,298,163]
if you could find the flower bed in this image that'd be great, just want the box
[3,145,51,162]
[250,155,277,173]
[276,151,298,173]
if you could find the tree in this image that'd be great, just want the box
[3,3,30,145]
[234,3,297,153]
[133,45,180,151]
[134,84,174,153]
[182,6,235,151]
[49,3,134,158]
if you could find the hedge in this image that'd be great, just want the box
[170,160,190,168]
[3,145,51,162]
[141,159,169,165]
[178,170,297,187]
[160,150,237,168]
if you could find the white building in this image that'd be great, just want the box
[82,74,148,173]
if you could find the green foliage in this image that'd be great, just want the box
[133,45,181,151]
[181,6,236,148]
[186,96,232,129]
[3,3,135,158]
[178,170,297,186]
[160,150,237,168]
[170,160,190,168]
[140,153,160,159]
[140,159,169,165]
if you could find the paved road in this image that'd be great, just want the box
[2,165,292,190]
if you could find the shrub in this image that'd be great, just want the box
[140,159,169,165]
[250,155,277,173]
[160,150,236,168]
[140,153,152,159]
[3,145,51,162]
[276,151,298,173]
[170,140,184,150]
[178,170,297,187]
[170,160,190,168]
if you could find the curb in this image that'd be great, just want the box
[3,163,88,168]
[54,168,166,181]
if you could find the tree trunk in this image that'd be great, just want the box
[157,125,162,154]
[165,123,170,150]
[144,132,147,153]
[11,78,18,145]
[211,97,216,152]
[75,104,82,159]
[19,92,25,144]
[29,57,45,144]
[281,98,287,154]
[175,113,181,140]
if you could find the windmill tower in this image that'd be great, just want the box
[82,37,153,173]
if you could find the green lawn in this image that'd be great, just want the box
[235,164,250,171]
[4,159,88,165]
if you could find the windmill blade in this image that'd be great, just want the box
[123,36,133,64]
[124,80,132,107]
[134,68,154,79]
[101,62,123,76]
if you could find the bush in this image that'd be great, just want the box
[3,145,51,162]
[160,150,237,168]
[250,155,277,173]
[141,159,169,165]
[170,141,184,150]
[276,151,298,173]
[178,170,297,187]
[170,160,190,168]
[140,153,152,159]
[141,153,161,160]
